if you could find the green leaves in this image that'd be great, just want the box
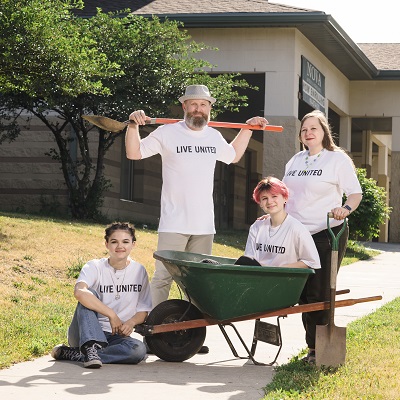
[0,1,252,219]
[347,168,392,240]
[0,0,118,98]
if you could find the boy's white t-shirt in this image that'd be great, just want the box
[244,214,321,269]
[282,149,362,234]
[77,258,152,332]
[139,121,236,234]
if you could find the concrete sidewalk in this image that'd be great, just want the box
[0,242,399,400]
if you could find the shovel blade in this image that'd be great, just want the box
[315,324,346,367]
[82,115,127,132]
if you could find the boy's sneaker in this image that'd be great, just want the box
[82,342,102,369]
[51,344,82,362]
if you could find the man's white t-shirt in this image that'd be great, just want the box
[244,214,321,269]
[139,121,236,234]
[77,258,152,332]
[283,149,362,235]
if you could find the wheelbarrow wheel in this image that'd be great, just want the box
[145,299,206,362]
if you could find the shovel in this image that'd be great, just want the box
[315,213,347,367]
[81,115,284,133]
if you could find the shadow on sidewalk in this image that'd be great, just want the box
[0,354,274,400]
[361,241,400,253]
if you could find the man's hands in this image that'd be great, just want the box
[129,110,151,126]
[245,116,269,130]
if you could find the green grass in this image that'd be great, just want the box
[341,239,377,265]
[262,297,400,399]
[0,278,76,367]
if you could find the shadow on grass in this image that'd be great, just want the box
[213,229,248,251]
[345,240,377,261]
[263,357,339,398]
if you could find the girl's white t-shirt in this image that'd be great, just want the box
[77,258,152,332]
[244,214,321,269]
[139,121,236,234]
[282,149,362,234]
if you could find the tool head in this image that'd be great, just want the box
[316,324,346,367]
[82,115,127,133]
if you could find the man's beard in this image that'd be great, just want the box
[185,111,210,129]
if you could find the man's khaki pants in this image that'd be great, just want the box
[150,232,214,308]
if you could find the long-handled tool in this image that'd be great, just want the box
[82,115,284,133]
[315,213,348,367]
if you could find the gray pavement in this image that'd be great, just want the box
[0,242,399,400]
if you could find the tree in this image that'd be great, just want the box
[347,168,392,241]
[0,0,252,219]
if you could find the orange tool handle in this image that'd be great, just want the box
[142,118,283,132]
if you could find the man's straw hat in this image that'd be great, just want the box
[179,85,216,104]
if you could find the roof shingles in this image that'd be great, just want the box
[358,43,400,70]
[75,0,319,17]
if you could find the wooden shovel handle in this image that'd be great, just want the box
[327,212,348,330]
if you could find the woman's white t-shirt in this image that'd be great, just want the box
[282,149,362,234]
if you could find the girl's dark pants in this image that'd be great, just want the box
[299,223,349,349]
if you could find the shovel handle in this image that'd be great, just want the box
[125,118,284,132]
[326,212,348,330]
[327,212,347,251]
[326,211,347,289]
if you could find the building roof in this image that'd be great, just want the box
[75,1,400,79]
[358,43,400,71]
[76,0,316,16]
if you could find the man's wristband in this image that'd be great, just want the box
[342,204,352,213]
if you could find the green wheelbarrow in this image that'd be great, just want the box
[135,247,382,365]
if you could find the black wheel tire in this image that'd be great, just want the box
[145,299,206,362]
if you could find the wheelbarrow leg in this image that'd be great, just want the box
[218,324,240,358]
[218,323,267,365]
[218,320,282,366]
[250,316,284,365]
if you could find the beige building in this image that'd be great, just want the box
[1,1,398,241]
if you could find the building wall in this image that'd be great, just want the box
[295,31,351,115]
[0,116,69,214]
[101,134,162,225]
[350,81,400,116]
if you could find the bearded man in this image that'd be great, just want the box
[126,85,268,322]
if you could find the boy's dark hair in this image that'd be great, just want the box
[104,222,136,242]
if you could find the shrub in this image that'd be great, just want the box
[347,168,392,240]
